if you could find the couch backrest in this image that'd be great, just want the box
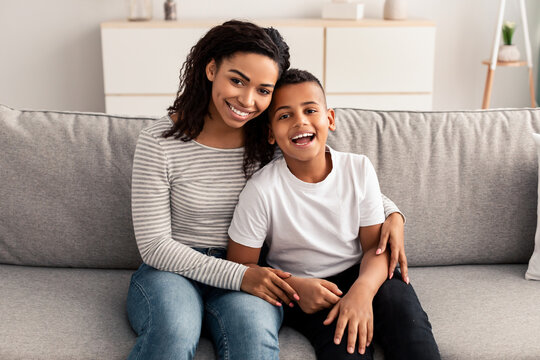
[0,105,153,269]
[329,108,540,266]
[1,105,539,269]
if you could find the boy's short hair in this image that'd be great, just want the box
[274,68,324,93]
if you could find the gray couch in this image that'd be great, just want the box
[1,104,540,360]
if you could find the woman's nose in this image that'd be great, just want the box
[238,90,255,108]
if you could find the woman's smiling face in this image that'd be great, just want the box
[206,52,279,129]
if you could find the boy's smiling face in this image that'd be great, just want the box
[268,81,335,167]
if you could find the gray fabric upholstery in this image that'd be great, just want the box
[0,264,315,360]
[409,264,540,360]
[2,264,538,359]
[329,108,540,266]
[0,105,151,268]
[2,105,540,359]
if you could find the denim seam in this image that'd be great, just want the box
[205,304,230,360]
[131,279,152,360]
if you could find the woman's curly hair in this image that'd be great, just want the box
[163,20,290,177]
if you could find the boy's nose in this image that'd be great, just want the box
[294,113,310,127]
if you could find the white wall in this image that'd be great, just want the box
[0,0,538,112]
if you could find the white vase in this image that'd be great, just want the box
[383,0,407,20]
[498,45,521,62]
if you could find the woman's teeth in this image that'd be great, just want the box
[229,104,249,117]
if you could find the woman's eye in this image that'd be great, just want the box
[259,88,271,95]
[231,78,243,85]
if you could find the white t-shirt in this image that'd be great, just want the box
[228,147,385,278]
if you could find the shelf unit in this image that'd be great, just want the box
[101,19,436,116]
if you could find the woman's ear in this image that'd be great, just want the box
[206,59,217,82]
[327,108,336,131]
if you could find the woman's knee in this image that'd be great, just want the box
[126,265,204,358]
[206,291,282,359]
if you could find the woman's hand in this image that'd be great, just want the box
[286,277,342,314]
[377,212,409,283]
[323,288,374,355]
[240,265,300,307]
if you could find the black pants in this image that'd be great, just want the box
[284,265,440,360]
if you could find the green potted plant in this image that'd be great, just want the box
[498,21,521,62]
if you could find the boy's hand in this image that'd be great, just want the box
[377,212,409,283]
[286,277,342,314]
[323,287,374,355]
[241,265,300,307]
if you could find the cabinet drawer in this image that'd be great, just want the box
[105,95,175,117]
[326,93,432,111]
[274,26,324,84]
[325,27,435,93]
[101,27,209,94]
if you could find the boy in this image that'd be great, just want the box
[227,69,439,360]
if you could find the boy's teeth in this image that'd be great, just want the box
[229,104,249,117]
[292,133,314,140]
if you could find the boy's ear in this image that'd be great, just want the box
[206,59,217,81]
[327,108,336,131]
[268,127,276,145]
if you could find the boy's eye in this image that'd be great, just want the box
[306,109,317,114]
[277,113,290,120]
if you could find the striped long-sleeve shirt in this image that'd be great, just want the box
[131,116,402,291]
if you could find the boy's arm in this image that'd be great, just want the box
[227,239,341,313]
[324,223,389,355]
[227,239,299,307]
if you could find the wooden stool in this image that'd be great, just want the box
[481,0,537,109]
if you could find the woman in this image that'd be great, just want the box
[126,20,408,360]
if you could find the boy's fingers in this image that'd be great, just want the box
[333,315,348,345]
[323,302,340,325]
[357,322,367,355]
[399,252,410,284]
[320,280,343,296]
[366,318,374,348]
[347,321,358,354]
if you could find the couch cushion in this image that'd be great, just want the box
[329,108,540,266]
[2,264,538,359]
[526,133,540,280]
[0,264,316,360]
[408,264,540,359]
[0,105,154,268]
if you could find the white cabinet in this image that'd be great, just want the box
[101,19,435,116]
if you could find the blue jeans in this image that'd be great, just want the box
[126,248,283,360]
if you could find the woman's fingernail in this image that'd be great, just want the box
[406,276,410,284]
[289,302,294,307]
[294,294,300,301]
[360,348,365,354]
[276,301,282,307]
[334,337,341,344]
[348,346,354,354]
[389,272,393,279]
[376,249,382,255]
